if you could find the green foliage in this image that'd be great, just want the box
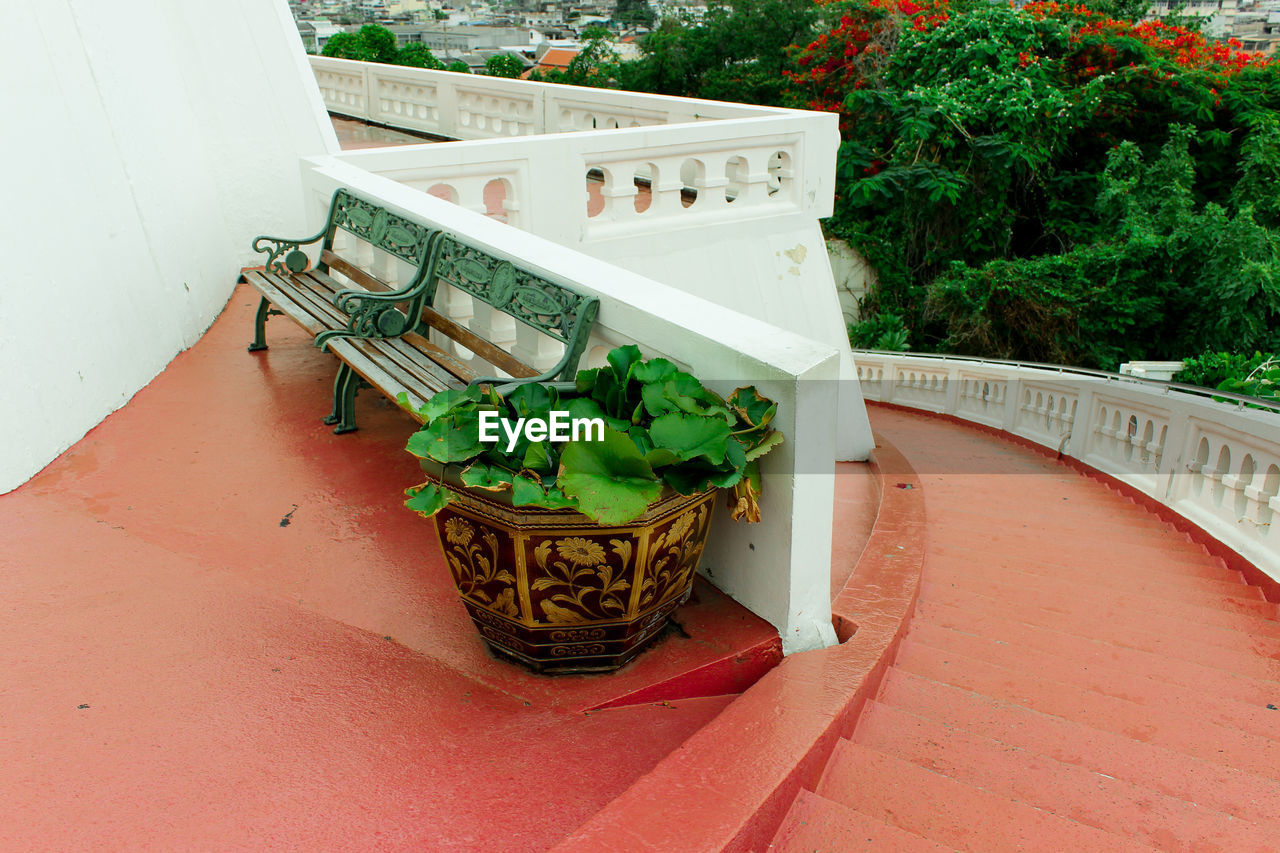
[615,0,657,28]
[793,0,1280,368]
[446,60,470,74]
[323,25,452,71]
[574,0,818,104]
[397,43,445,69]
[927,127,1280,367]
[322,24,399,63]
[485,53,525,78]
[848,312,911,351]
[1177,351,1280,403]
[402,346,784,525]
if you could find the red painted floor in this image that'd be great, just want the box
[0,286,784,851]
[773,406,1280,851]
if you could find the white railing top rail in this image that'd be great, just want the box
[854,349,1280,414]
[309,54,809,127]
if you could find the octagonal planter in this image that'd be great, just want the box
[420,465,718,673]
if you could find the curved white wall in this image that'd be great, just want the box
[0,0,337,492]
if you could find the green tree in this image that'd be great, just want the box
[485,53,526,78]
[398,42,446,69]
[615,0,657,28]
[321,24,400,64]
[610,0,815,103]
[447,60,470,73]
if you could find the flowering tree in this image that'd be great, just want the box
[787,0,1279,365]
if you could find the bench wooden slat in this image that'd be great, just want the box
[321,250,396,295]
[244,271,330,336]
[327,338,452,417]
[359,335,466,396]
[418,306,540,380]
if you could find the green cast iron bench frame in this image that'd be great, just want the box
[239,188,600,432]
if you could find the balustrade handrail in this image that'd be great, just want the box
[853,348,1280,413]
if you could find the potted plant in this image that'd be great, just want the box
[402,345,783,673]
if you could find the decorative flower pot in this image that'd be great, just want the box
[421,466,718,674]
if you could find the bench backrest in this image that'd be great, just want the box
[433,236,599,381]
[318,188,599,383]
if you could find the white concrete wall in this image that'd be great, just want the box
[0,0,338,492]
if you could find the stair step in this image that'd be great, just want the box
[921,582,1280,661]
[929,503,1192,545]
[929,525,1222,571]
[926,552,1267,612]
[924,568,1278,627]
[768,789,951,852]
[903,621,1280,741]
[915,599,1280,708]
[854,700,1280,848]
[814,739,1149,851]
[893,639,1280,781]
[878,668,1280,827]
[929,538,1245,587]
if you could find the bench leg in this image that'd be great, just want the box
[323,364,362,434]
[248,297,272,352]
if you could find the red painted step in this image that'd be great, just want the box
[932,526,1226,573]
[915,599,1280,708]
[925,551,1267,612]
[921,581,1280,659]
[926,538,1252,592]
[878,669,1280,827]
[931,516,1190,552]
[924,566,1278,624]
[814,739,1150,851]
[903,620,1280,742]
[854,700,1280,849]
[768,789,950,852]
[928,508,1202,552]
[893,639,1280,781]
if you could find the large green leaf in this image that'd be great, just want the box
[630,357,678,385]
[662,462,743,495]
[565,396,629,433]
[728,386,777,430]
[512,474,578,509]
[744,430,784,461]
[649,412,731,464]
[641,373,730,421]
[405,410,486,463]
[506,383,556,418]
[417,386,482,423]
[607,344,642,382]
[558,427,662,525]
[404,482,452,516]
[522,440,556,472]
[460,462,514,491]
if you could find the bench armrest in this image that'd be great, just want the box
[316,291,415,349]
[314,233,445,350]
[251,228,328,276]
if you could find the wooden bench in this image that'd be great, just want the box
[239,189,600,432]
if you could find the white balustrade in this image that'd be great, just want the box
[855,351,1280,582]
[306,57,835,247]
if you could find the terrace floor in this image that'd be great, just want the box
[4,283,1277,849]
